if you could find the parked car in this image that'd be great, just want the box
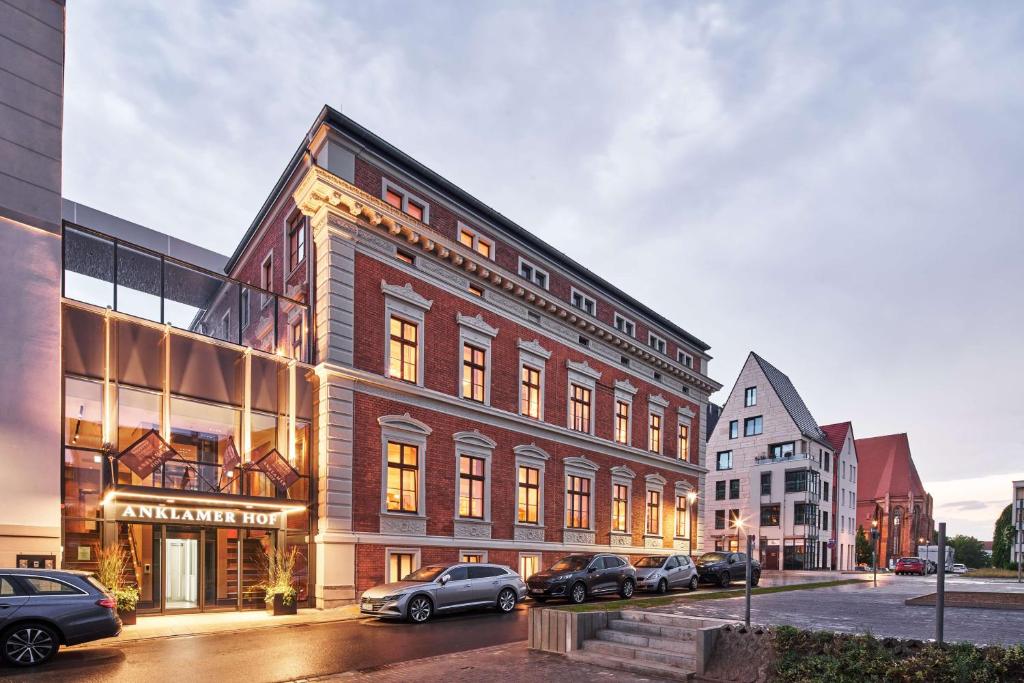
[951,563,968,574]
[854,563,870,572]
[633,554,699,593]
[0,569,121,667]
[359,562,526,623]
[925,560,937,575]
[526,554,636,604]
[695,552,760,587]
[894,557,928,576]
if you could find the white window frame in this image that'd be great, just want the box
[385,547,421,583]
[378,414,432,520]
[677,350,693,368]
[645,474,667,538]
[648,394,668,455]
[744,386,757,407]
[563,456,599,532]
[569,286,597,317]
[382,281,433,387]
[453,431,496,524]
[677,406,694,462]
[457,314,498,405]
[613,312,636,338]
[648,332,666,354]
[518,339,550,421]
[674,481,693,540]
[613,379,637,447]
[240,288,250,329]
[382,178,431,224]
[457,222,495,260]
[460,550,489,563]
[514,444,549,528]
[517,256,550,290]
[285,212,306,274]
[221,310,231,340]
[518,552,542,580]
[610,465,636,536]
[260,253,273,307]
[566,360,601,436]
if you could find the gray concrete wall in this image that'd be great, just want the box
[0,0,65,565]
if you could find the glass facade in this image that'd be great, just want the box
[60,303,314,614]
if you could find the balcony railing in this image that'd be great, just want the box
[62,224,312,363]
[754,451,814,465]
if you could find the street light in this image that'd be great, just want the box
[870,518,880,588]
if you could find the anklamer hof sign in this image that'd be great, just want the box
[113,502,285,528]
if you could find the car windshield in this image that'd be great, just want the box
[699,553,728,563]
[549,556,592,572]
[403,566,447,582]
[634,557,666,568]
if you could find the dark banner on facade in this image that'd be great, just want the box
[249,449,300,492]
[118,429,177,480]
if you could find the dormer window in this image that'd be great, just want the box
[382,180,430,224]
[518,257,549,290]
[648,332,666,355]
[458,223,494,260]
[613,313,635,337]
[570,288,596,316]
[677,350,693,368]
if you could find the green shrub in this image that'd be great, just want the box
[770,626,1024,682]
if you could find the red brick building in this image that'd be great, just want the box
[855,433,934,568]
[225,107,722,605]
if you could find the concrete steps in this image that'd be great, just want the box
[572,610,699,680]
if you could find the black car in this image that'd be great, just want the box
[0,569,121,666]
[695,552,761,587]
[526,554,636,604]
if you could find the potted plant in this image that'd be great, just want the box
[257,546,299,616]
[95,544,140,625]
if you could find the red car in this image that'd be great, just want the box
[895,557,927,576]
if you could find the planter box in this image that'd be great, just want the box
[118,608,137,626]
[268,594,297,616]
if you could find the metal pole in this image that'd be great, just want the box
[745,534,753,628]
[872,532,877,588]
[936,522,945,645]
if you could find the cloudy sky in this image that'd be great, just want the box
[63,1,1024,540]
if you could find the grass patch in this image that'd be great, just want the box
[962,568,1022,579]
[556,578,865,613]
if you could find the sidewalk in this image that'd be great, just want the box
[102,604,363,644]
[311,642,671,682]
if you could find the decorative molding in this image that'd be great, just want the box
[456,313,499,337]
[646,473,668,487]
[514,526,545,542]
[486,291,529,318]
[609,533,632,547]
[517,338,552,360]
[563,529,596,545]
[675,480,694,495]
[419,258,468,288]
[452,430,497,449]
[564,456,599,473]
[673,539,690,550]
[614,379,638,395]
[610,465,636,481]
[678,406,696,419]
[454,520,493,539]
[566,359,602,381]
[380,281,433,310]
[380,515,427,536]
[513,443,551,462]
[644,536,664,549]
[649,394,669,408]
[378,413,432,435]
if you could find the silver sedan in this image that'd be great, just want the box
[359,562,527,623]
[634,554,699,593]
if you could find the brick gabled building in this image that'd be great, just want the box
[227,106,722,605]
[855,433,934,568]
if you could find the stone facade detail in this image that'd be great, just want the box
[380,515,428,536]
[644,536,664,549]
[454,520,493,539]
[514,526,545,542]
[609,533,632,547]
[563,529,597,545]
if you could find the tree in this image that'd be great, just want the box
[856,525,873,565]
[993,504,1014,569]
[945,534,991,568]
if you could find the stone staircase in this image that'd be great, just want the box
[567,610,699,680]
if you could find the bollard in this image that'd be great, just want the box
[936,522,945,644]
[745,534,753,628]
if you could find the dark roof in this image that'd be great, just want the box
[705,402,723,441]
[225,105,711,352]
[751,352,829,446]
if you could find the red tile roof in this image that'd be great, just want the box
[820,421,852,453]
[855,433,928,501]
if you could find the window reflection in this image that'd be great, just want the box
[170,397,241,493]
[65,377,103,449]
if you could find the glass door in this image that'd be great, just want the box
[204,528,241,610]
[164,527,200,611]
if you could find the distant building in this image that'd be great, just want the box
[705,402,723,441]
[1013,480,1024,566]
[981,540,993,559]
[820,422,859,571]
[855,434,934,568]
[704,352,836,570]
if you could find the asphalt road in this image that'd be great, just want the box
[0,607,530,683]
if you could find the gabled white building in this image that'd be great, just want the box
[821,422,859,571]
[704,352,835,570]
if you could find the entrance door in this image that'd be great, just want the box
[165,528,200,611]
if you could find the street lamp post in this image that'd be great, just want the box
[744,532,753,628]
[870,519,880,588]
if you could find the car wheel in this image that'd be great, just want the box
[619,579,635,599]
[497,588,517,613]
[719,571,731,588]
[656,578,668,594]
[751,570,761,587]
[2,623,60,667]
[688,575,699,591]
[569,582,587,604]
[406,595,433,623]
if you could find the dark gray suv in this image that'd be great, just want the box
[526,554,636,604]
[0,569,121,667]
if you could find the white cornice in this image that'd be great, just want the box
[649,394,669,408]
[456,313,498,337]
[678,406,696,419]
[565,456,599,472]
[517,338,552,360]
[566,359,602,381]
[513,444,551,462]
[378,413,432,435]
[610,465,637,480]
[614,379,638,395]
[380,281,433,310]
[453,430,498,449]
[646,473,668,487]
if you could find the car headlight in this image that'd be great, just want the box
[381,594,403,602]
[554,574,572,582]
